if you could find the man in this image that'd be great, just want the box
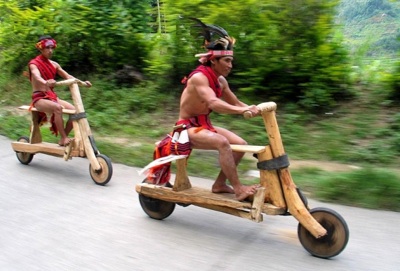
[28,35,91,146]
[148,19,260,201]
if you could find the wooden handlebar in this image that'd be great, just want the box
[54,78,89,87]
[243,102,277,119]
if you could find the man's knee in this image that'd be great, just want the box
[218,137,232,151]
[53,104,64,114]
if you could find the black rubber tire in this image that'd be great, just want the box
[297,207,349,258]
[15,136,34,165]
[89,154,113,185]
[138,180,175,220]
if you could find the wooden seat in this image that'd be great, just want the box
[230,144,266,153]
[18,105,76,115]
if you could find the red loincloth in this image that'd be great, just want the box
[147,114,217,185]
[30,90,59,136]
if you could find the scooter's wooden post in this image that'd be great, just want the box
[72,120,84,156]
[261,106,327,239]
[69,83,101,170]
[173,158,192,191]
[258,145,287,208]
[250,187,266,222]
[30,111,42,144]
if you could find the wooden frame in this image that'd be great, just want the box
[136,102,327,238]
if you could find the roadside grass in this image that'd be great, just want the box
[1,74,400,211]
[291,167,400,212]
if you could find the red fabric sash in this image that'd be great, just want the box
[175,115,216,133]
[29,55,57,85]
[182,65,222,98]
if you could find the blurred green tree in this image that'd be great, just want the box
[0,0,151,75]
[161,0,353,111]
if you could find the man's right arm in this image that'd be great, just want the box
[193,73,257,115]
[29,64,57,91]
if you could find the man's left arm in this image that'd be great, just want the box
[219,76,247,107]
[55,61,92,87]
[54,61,74,80]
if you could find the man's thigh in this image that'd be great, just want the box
[34,99,58,113]
[57,99,74,110]
[188,128,224,150]
[214,126,246,145]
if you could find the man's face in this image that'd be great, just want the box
[40,46,55,59]
[214,56,233,77]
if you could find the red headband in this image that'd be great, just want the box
[35,39,57,50]
[195,50,234,64]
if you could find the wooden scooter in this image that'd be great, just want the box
[135,102,349,258]
[11,78,113,185]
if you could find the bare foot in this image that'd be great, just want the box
[212,183,235,194]
[235,184,261,201]
[58,137,72,146]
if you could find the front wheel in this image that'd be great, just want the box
[297,207,349,258]
[89,154,113,185]
[15,136,34,165]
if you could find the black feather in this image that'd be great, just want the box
[188,17,229,42]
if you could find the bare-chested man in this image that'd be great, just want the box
[176,19,261,201]
[28,35,91,146]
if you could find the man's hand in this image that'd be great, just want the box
[244,105,260,117]
[45,79,56,87]
[84,81,92,88]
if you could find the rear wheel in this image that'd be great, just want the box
[15,136,34,165]
[298,207,349,258]
[138,180,175,220]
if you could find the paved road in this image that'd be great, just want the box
[1,135,399,271]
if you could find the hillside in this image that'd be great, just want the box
[336,0,400,59]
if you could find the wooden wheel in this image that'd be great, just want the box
[89,154,113,185]
[138,180,175,220]
[15,136,34,165]
[298,207,349,258]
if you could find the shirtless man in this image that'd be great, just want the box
[29,35,91,146]
[177,19,261,201]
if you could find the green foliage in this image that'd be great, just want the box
[314,167,400,211]
[337,0,400,57]
[0,0,152,75]
[292,166,400,211]
[163,0,353,112]
[387,58,400,100]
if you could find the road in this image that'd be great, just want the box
[1,135,399,271]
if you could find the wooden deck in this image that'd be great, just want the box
[136,183,287,219]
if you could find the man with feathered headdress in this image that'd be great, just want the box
[148,18,260,201]
[28,35,92,146]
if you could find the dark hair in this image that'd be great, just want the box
[38,35,53,42]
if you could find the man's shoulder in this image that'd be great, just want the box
[28,55,39,64]
[189,71,207,82]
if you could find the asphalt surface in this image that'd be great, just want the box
[1,135,399,271]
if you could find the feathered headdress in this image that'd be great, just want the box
[189,18,236,64]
